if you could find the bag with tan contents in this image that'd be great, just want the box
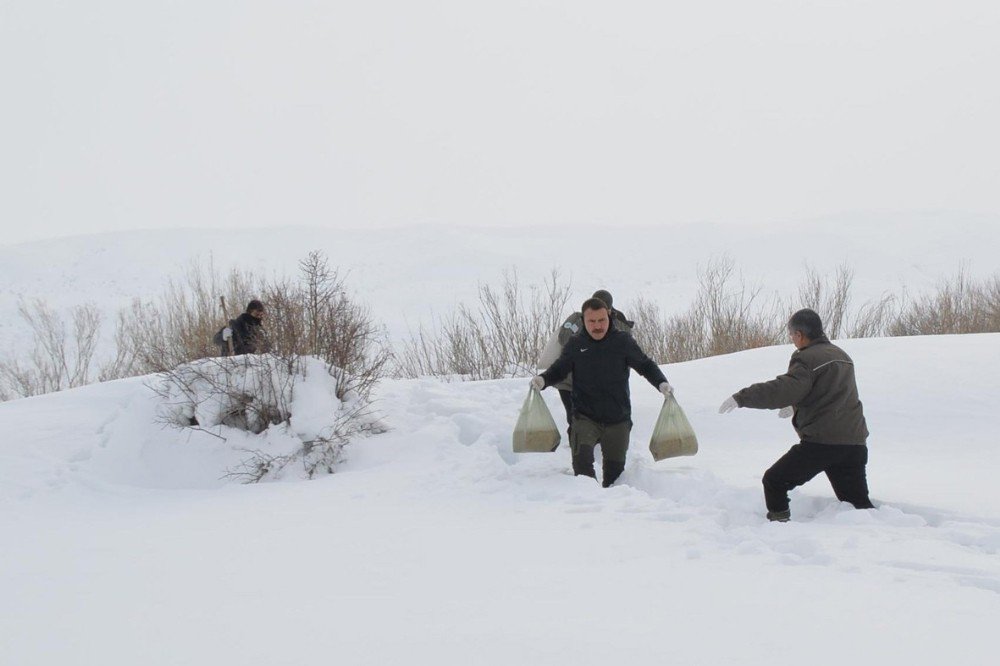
[512,388,561,452]
[649,394,698,461]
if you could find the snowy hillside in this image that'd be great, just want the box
[2,213,999,356]
[2,334,998,665]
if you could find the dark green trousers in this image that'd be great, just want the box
[570,415,632,487]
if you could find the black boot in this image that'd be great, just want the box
[766,510,791,522]
[572,447,596,479]
[602,460,626,488]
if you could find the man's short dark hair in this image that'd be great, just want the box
[246,299,265,313]
[788,308,824,340]
[581,297,610,314]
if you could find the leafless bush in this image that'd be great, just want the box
[698,256,786,356]
[628,297,671,362]
[845,294,898,338]
[0,300,103,400]
[260,251,392,401]
[396,269,572,380]
[796,264,853,339]
[141,251,389,481]
[154,353,383,482]
[629,257,785,363]
[888,269,1000,336]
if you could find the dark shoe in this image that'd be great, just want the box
[766,510,791,523]
[572,455,596,479]
[601,461,626,488]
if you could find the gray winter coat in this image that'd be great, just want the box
[734,336,869,445]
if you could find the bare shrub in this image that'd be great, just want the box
[796,264,853,339]
[260,251,392,401]
[0,300,103,400]
[87,250,390,482]
[697,256,786,356]
[628,296,672,362]
[845,294,898,339]
[888,268,1000,336]
[627,257,785,363]
[396,269,572,380]
[155,354,383,482]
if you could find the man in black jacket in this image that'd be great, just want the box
[532,298,672,487]
[222,299,270,355]
[719,308,874,521]
[541,289,635,434]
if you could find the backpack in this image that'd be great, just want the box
[213,319,236,354]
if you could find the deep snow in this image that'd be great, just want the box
[2,334,998,665]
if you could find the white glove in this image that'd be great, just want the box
[718,396,738,414]
[530,376,545,391]
[658,382,673,396]
[778,406,794,419]
[222,327,233,341]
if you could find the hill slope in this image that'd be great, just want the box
[1,334,998,664]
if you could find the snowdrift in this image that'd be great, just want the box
[2,334,999,665]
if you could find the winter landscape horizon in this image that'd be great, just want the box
[3,1,1000,664]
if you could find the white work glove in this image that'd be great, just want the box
[718,396,738,414]
[658,382,673,396]
[530,376,545,391]
[778,406,794,419]
[222,327,233,341]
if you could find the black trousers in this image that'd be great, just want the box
[762,442,874,513]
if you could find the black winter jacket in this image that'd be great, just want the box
[230,312,267,355]
[541,327,667,425]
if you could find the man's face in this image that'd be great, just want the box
[789,329,807,349]
[251,308,266,321]
[584,307,610,340]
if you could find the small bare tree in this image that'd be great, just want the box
[0,300,103,399]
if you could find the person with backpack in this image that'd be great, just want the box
[718,308,874,522]
[215,299,270,356]
[531,297,672,487]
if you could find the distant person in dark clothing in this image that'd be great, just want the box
[222,299,270,355]
[532,297,671,487]
[719,308,874,522]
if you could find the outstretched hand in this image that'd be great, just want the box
[718,396,738,414]
[530,376,545,391]
[658,382,673,396]
[778,406,794,419]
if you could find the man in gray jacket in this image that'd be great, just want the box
[719,308,874,522]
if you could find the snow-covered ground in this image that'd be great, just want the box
[3,334,998,665]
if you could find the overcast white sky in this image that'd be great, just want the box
[2,1,998,246]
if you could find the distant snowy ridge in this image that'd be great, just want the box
[1,214,998,355]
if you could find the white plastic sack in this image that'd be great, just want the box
[512,388,561,452]
[648,394,698,461]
